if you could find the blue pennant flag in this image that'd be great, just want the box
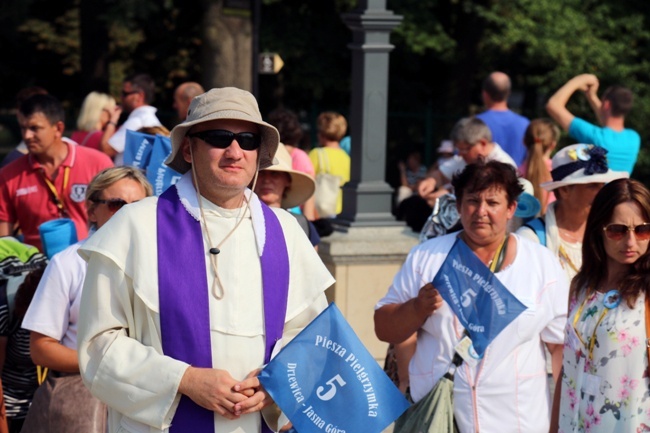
[259,303,409,433]
[431,238,527,357]
[124,130,154,169]
[145,135,182,196]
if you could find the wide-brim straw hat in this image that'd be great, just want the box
[166,87,280,174]
[260,143,315,209]
[541,144,628,191]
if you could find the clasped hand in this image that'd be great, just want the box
[179,367,272,420]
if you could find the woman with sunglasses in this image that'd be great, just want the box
[552,178,650,432]
[20,167,152,433]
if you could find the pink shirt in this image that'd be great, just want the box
[289,147,315,177]
[71,130,103,151]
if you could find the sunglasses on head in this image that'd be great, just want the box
[603,223,650,241]
[187,129,261,151]
[93,198,129,212]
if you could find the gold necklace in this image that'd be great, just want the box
[559,227,582,243]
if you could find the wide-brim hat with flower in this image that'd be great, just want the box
[166,87,280,174]
[260,143,315,209]
[541,144,628,191]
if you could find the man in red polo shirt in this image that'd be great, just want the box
[0,94,113,251]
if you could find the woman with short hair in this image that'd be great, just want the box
[21,167,152,433]
[309,111,350,217]
[376,160,568,433]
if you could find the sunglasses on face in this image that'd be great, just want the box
[92,198,130,212]
[187,129,261,151]
[121,89,140,97]
[603,223,650,241]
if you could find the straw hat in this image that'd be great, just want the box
[166,87,280,174]
[541,144,628,191]
[260,143,315,209]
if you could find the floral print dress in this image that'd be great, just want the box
[559,290,650,432]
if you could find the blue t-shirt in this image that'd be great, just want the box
[476,109,530,166]
[569,117,640,174]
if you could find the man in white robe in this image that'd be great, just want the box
[78,88,334,433]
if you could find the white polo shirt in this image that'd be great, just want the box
[109,105,162,165]
[439,143,516,180]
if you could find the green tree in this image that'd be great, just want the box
[386,0,650,180]
[258,0,356,115]
[3,0,650,182]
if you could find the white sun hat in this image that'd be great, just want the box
[541,144,628,191]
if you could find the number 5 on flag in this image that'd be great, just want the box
[316,374,347,401]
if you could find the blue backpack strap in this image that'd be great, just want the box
[524,217,546,246]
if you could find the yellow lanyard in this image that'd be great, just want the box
[489,235,508,273]
[460,232,508,273]
[40,166,70,217]
[572,294,611,361]
[558,244,580,274]
[36,365,48,385]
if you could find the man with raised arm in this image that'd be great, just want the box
[546,73,640,174]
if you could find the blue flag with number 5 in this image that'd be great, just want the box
[431,237,528,357]
[259,303,409,433]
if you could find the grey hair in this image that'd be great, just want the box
[450,117,492,145]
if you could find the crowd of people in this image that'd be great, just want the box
[0,69,646,433]
[0,76,349,432]
[379,71,648,433]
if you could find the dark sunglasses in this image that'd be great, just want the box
[121,89,140,97]
[92,198,130,212]
[603,223,650,241]
[187,129,261,151]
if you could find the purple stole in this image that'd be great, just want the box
[157,186,289,432]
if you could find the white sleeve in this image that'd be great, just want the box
[539,254,570,345]
[439,157,464,181]
[78,253,189,430]
[280,293,328,346]
[274,208,335,321]
[108,116,145,153]
[22,252,73,341]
